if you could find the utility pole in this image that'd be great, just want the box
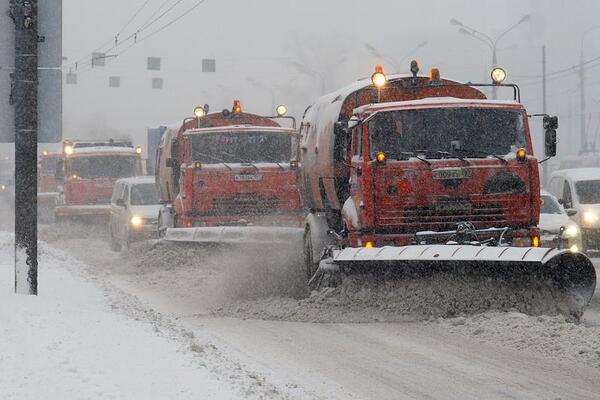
[579,48,587,154]
[542,45,548,185]
[12,0,38,295]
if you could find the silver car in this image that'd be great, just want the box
[109,176,161,251]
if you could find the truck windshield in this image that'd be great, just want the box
[369,107,528,158]
[69,156,137,179]
[575,180,600,204]
[130,183,159,206]
[191,132,293,164]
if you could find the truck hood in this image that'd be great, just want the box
[371,158,537,233]
[189,163,301,216]
[64,178,118,205]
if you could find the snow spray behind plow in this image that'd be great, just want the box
[314,245,596,318]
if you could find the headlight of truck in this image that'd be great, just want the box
[563,224,579,237]
[130,215,143,227]
[582,211,599,225]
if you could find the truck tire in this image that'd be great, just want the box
[303,227,319,281]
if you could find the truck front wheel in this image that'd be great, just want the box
[303,228,319,282]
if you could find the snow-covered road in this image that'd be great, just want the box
[20,223,598,400]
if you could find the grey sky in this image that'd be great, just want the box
[60,0,600,158]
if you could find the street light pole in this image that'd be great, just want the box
[451,15,530,99]
[364,41,428,73]
[247,77,276,112]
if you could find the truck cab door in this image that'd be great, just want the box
[345,125,366,231]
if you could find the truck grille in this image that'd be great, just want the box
[377,201,510,232]
[210,195,282,216]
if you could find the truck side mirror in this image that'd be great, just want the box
[543,116,558,158]
[165,158,176,168]
[116,198,126,208]
[545,129,557,157]
[566,209,578,217]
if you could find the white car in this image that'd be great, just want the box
[109,176,161,251]
[548,168,600,252]
[539,190,582,252]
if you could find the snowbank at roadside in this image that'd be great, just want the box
[0,232,242,400]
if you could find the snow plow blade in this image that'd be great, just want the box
[313,245,596,318]
[164,226,304,245]
[54,205,111,224]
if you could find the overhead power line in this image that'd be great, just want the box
[74,0,208,75]
[67,0,195,73]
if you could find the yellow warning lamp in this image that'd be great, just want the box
[365,241,374,248]
[232,100,242,113]
[71,174,78,181]
[194,161,202,169]
[429,68,441,83]
[375,151,386,163]
[516,148,527,162]
[276,104,288,116]
[491,67,507,84]
[532,235,540,248]
[371,64,387,88]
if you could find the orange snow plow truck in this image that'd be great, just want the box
[156,101,303,245]
[299,63,596,317]
[54,139,143,222]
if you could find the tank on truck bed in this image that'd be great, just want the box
[299,63,595,317]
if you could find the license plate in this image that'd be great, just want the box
[234,174,263,182]
[434,202,472,213]
[432,168,472,180]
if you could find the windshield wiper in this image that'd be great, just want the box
[400,151,431,166]
[455,149,508,165]
[431,150,471,165]
[195,151,233,170]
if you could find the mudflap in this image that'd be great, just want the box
[310,245,597,318]
[164,226,304,246]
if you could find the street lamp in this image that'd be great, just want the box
[288,61,327,94]
[579,25,600,154]
[364,41,428,73]
[450,15,530,99]
[247,77,276,111]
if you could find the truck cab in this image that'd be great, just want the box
[343,98,538,247]
[299,65,558,274]
[157,102,303,244]
[55,140,143,221]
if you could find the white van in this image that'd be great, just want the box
[109,176,161,251]
[548,168,600,252]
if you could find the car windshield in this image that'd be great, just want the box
[540,195,563,214]
[69,156,137,179]
[575,180,600,204]
[369,107,527,158]
[130,183,159,206]
[191,132,293,164]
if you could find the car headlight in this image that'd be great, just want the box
[582,211,599,225]
[563,224,579,237]
[130,215,143,227]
